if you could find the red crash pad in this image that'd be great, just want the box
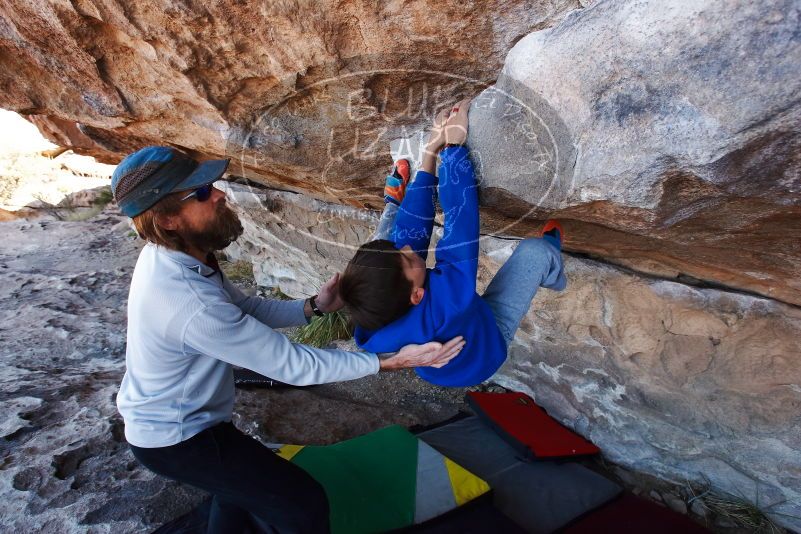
[560,493,710,533]
[466,391,600,460]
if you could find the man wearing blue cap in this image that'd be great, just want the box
[111,146,466,533]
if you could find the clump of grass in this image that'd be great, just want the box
[93,186,113,206]
[261,286,292,300]
[63,185,114,221]
[292,310,353,348]
[687,478,791,533]
[32,185,114,221]
[220,259,254,283]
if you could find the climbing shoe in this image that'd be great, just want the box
[384,159,411,205]
[541,219,564,251]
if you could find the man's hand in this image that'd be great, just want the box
[443,97,472,146]
[315,272,344,313]
[379,336,465,371]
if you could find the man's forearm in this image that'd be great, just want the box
[377,336,466,371]
[377,351,408,371]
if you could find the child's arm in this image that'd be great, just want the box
[433,98,479,288]
[391,109,450,261]
[433,145,479,284]
[391,170,437,260]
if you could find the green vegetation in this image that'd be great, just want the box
[262,286,292,300]
[63,185,113,221]
[93,186,113,206]
[219,259,254,284]
[291,310,353,348]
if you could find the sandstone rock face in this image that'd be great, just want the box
[221,181,378,298]
[0,0,579,189]
[221,182,801,530]
[2,0,799,306]
[468,0,801,305]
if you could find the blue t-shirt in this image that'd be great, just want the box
[354,146,507,387]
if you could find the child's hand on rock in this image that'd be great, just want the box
[419,98,472,174]
[425,108,450,155]
[443,97,471,146]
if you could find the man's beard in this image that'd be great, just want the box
[181,204,244,253]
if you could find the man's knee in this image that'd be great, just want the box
[248,477,329,533]
[283,475,329,531]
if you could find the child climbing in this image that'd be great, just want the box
[339,98,567,387]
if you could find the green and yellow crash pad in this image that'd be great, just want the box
[271,425,490,533]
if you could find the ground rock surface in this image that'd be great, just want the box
[0,211,206,533]
[0,204,467,532]
[222,181,801,531]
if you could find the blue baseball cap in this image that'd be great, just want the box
[111,146,230,217]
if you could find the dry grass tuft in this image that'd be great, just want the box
[687,479,792,533]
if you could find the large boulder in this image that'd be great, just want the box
[490,249,801,531]
[467,0,801,305]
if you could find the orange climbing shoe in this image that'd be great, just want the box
[540,219,564,251]
[384,159,411,205]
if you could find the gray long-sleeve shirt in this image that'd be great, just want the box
[117,243,379,448]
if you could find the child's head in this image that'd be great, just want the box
[339,239,427,331]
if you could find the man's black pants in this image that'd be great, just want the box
[130,422,330,534]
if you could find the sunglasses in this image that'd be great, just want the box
[180,183,214,202]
